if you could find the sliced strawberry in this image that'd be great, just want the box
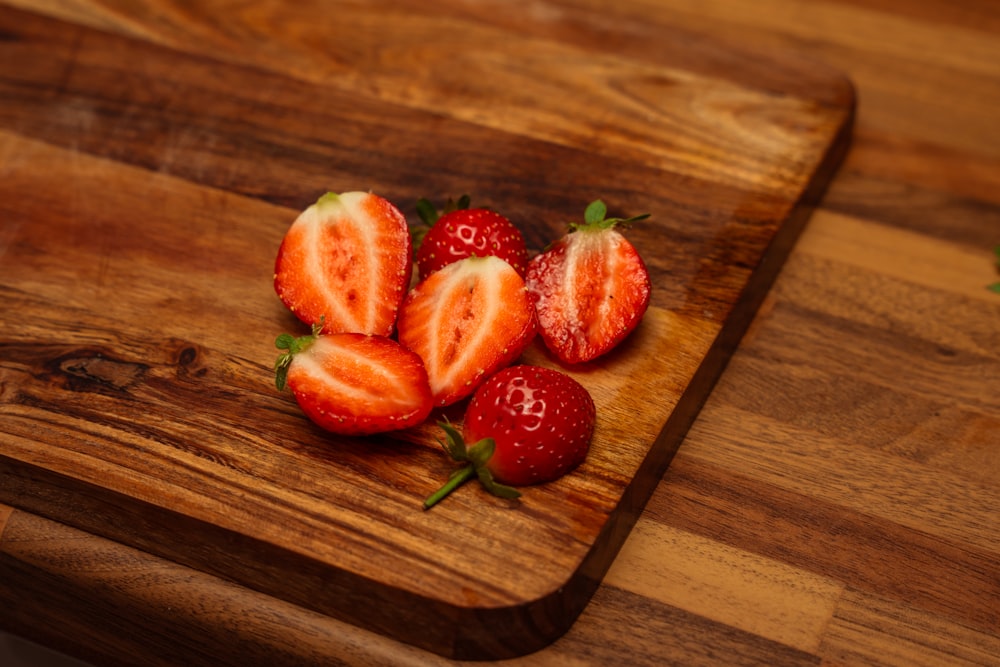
[274,191,412,336]
[274,324,432,436]
[413,196,528,280]
[526,199,651,365]
[396,255,536,407]
[423,365,596,509]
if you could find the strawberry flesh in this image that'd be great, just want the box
[276,330,432,436]
[274,191,412,336]
[527,222,650,364]
[397,255,536,407]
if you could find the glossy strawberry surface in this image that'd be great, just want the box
[415,207,528,280]
[463,365,595,486]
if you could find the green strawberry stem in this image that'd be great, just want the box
[422,420,521,510]
[422,464,477,509]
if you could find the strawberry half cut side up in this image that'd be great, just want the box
[274,191,412,336]
[275,322,432,436]
[413,196,528,281]
[397,255,537,407]
[423,365,596,509]
[526,199,651,365]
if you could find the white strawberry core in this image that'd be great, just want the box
[303,191,382,333]
[560,230,625,345]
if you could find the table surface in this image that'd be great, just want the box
[1,1,998,666]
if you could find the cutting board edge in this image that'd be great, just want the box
[0,86,856,660]
[0,452,599,658]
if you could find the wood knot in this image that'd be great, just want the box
[50,350,148,394]
[168,340,209,378]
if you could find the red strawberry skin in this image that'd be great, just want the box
[397,255,536,407]
[415,208,528,280]
[283,333,432,435]
[463,365,596,486]
[274,191,412,336]
[526,226,651,365]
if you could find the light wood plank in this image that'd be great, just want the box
[607,521,843,653]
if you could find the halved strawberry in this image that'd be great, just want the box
[396,255,536,407]
[423,365,596,509]
[274,323,432,436]
[413,196,528,281]
[274,191,412,336]
[526,199,651,365]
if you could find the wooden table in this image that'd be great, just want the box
[1,1,998,665]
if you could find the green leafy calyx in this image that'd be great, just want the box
[415,194,471,226]
[570,198,650,233]
[422,420,521,510]
[273,318,324,391]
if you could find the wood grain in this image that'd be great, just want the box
[2,0,998,666]
[0,1,852,659]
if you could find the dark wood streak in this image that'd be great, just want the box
[656,456,1000,635]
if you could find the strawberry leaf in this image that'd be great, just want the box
[437,420,469,461]
[466,437,496,468]
[584,199,607,225]
[416,195,472,227]
[274,353,293,391]
[475,467,521,500]
[415,198,439,227]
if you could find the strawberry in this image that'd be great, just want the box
[423,365,596,509]
[396,255,536,407]
[274,322,432,436]
[413,196,528,280]
[274,191,412,336]
[526,199,651,365]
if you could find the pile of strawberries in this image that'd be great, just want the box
[272,191,651,508]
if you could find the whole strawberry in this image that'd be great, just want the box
[423,365,596,509]
[274,322,432,436]
[526,199,651,365]
[274,191,412,336]
[413,196,528,280]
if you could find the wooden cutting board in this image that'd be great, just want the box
[0,2,854,660]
